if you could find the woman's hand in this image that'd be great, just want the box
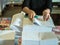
[23,7,36,20]
[28,10,36,20]
[43,9,50,21]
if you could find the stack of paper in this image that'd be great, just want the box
[22,29,58,45]
[22,25,58,45]
[23,25,53,32]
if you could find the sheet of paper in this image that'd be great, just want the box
[23,25,52,32]
[38,32,58,40]
[22,31,39,40]
[22,40,39,45]
[22,39,58,45]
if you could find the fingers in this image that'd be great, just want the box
[29,14,35,21]
[28,10,36,20]
[46,14,50,21]
[45,14,50,21]
[30,13,34,19]
[43,14,50,21]
[43,9,50,21]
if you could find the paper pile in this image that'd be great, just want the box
[22,25,58,45]
[22,31,58,45]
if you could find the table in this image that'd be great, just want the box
[0,30,15,45]
[11,12,60,45]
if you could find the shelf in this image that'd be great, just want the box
[52,7,60,14]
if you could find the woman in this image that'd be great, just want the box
[22,0,52,21]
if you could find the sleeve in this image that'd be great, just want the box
[22,0,30,9]
[46,0,52,12]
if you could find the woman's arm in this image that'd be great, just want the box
[22,0,36,19]
[42,0,52,21]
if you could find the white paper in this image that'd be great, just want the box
[22,39,58,45]
[23,25,52,32]
[22,31,39,40]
